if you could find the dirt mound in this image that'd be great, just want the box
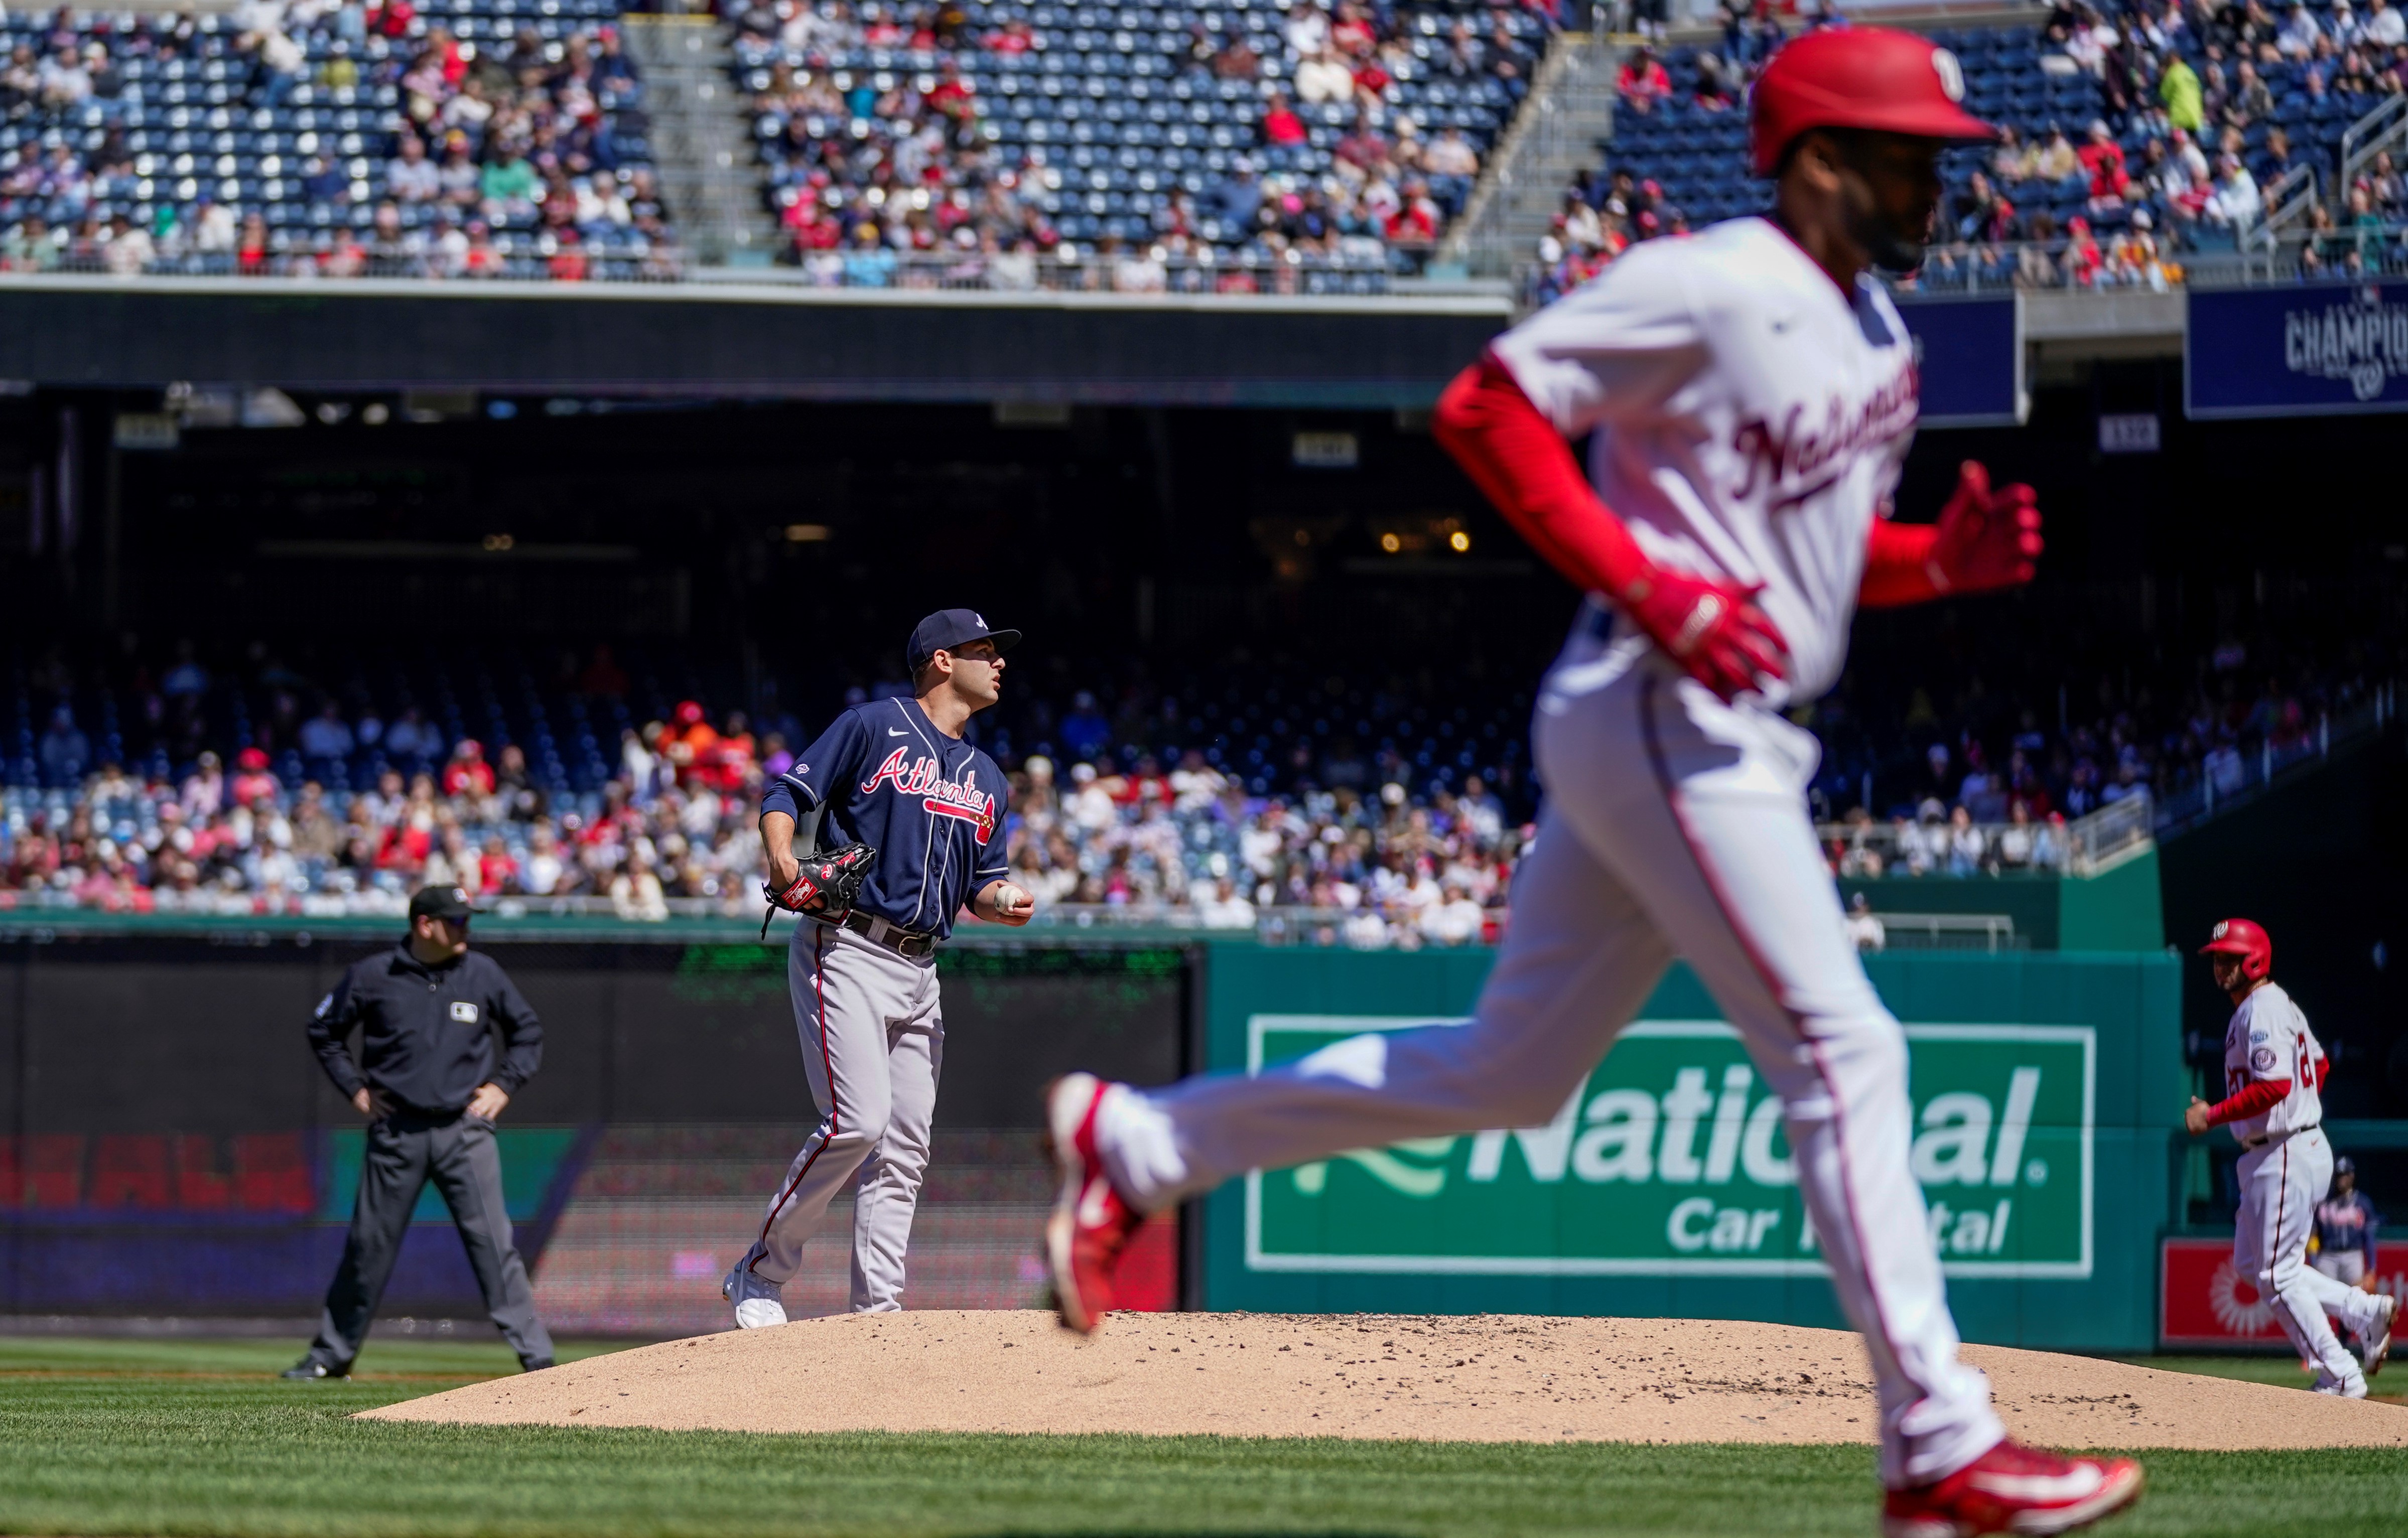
[361,1310,2408,1450]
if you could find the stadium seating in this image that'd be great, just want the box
[731,0,1548,281]
[1543,11,2408,299]
[0,3,672,280]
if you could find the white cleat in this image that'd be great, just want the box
[2314,1374,2369,1399]
[2362,1293,2396,1379]
[722,1262,788,1330]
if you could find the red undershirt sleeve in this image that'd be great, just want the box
[2204,1078,2291,1126]
[1858,518,1944,608]
[1432,354,1651,601]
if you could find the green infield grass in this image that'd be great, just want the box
[2,1337,2403,1537]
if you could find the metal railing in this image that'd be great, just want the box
[0,245,689,283]
[1437,27,1612,275]
[0,245,1424,292]
[2068,790,2155,874]
[1812,793,2153,880]
[770,246,1404,292]
[2253,162,2320,250]
[2152,683,2398,835]
[2341,93,2408,209]
[1846,912,2024,953]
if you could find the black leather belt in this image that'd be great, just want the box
[2241,1123,2318,1150]
[834,909,937,959]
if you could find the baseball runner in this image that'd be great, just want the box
[2186,918,2396,1392]
[722,610,1036,1325]
[2314,1156,2382,1292]
[1044,28,2144,1538]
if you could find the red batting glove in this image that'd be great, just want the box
[1928,461,2043,594]
[1622,566,1789,704]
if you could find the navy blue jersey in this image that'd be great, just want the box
[2316,1189,2382,1259]
[761,696,1009,939]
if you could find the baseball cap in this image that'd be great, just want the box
[408,885,476,923]
[2336,1156,2357,1176]
[906,609,1022,670]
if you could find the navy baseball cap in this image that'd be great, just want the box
[408,885,476,922]
[2336,1156,2357,1176]
[907,609,1021,670]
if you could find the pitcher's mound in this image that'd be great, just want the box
[361,1310,2408,1450]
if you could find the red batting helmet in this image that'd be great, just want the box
[1748,27,2000,177]
[2199,917,2273,981]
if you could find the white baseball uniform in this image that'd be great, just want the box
[1091,216,2005,1489]
[2221,982,2386,1390]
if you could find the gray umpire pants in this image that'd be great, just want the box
[306,1109,554,1368]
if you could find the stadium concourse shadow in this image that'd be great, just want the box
[0,279,1510,408]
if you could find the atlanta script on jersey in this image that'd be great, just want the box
[1489,216,1920,704]
[2223,981,2325,1143]
[762,697,1008,940]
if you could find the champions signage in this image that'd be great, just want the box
[2189,279,2408,417]
[1241,1017,2094,1280]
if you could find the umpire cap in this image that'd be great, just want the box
[907,609,1022,671]
[408,885,476,923]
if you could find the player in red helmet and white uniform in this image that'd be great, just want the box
[1047,26,2140,1537]
[2187,918,2397,1394]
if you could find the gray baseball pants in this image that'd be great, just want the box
[736,920,944,1312]
[306,1110,554,1369]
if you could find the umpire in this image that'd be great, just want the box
[283,884,556,1379]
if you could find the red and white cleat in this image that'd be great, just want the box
[1882,1440,2143,1537]
[1043,1072,1147,1335]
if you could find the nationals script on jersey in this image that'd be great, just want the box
[1490,216,1920,703]
[2223,981,2325,1142]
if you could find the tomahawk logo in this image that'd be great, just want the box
[2283,285,2408,400]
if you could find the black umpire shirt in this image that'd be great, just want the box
[306,944,544,1115]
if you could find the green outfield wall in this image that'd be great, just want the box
[1193,946,2185,1353]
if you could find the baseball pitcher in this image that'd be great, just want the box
[723,609,1035,1324]
[2187,918,2396,1391]
[1043,28,2146,1538]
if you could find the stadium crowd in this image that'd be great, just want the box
[731,0,1542,283]
[0,1,675,281]
[3,615,2391,933]
[0,653,1533,946]
[1533,0,2408,303]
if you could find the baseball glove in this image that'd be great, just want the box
[758,842,878,938]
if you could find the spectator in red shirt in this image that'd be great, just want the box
[1617,45,1671,112]
[1385,179,1441,247]
[984,17,1037,52]
[2061,215,2104,286]
[547,230,589,283]
[662,701,720,787]
[235,212,274,275]
[2078,119,2129,207]
[442,739,496,799]
[231,747,282,806]
[926,59,976,124]
[1262,91,1307,146]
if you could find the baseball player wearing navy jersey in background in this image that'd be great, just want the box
[2315,1156,2382,1292]
[2187,918,2396,1393]
[723,610,1036,1325]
